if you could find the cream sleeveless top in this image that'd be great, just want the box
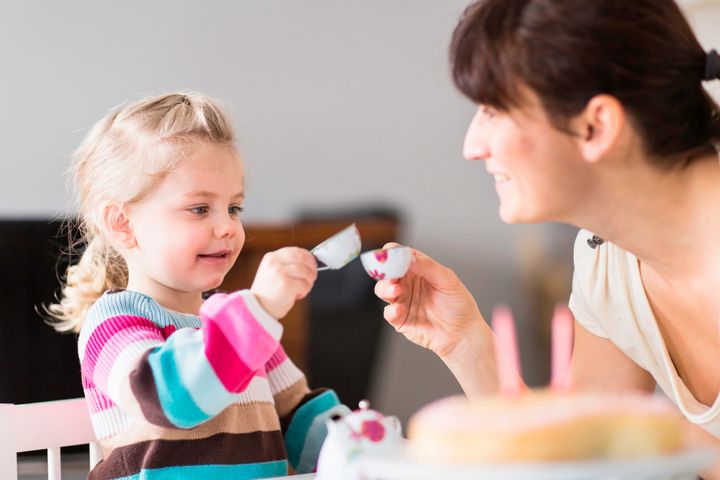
[569,226,720,437]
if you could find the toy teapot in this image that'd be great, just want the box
[316,399,402,479]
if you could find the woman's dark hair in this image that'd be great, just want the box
[450,0,720,168]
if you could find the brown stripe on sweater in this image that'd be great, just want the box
[280,388,331,434]
[273,376,309,418]
[129,349,175,428]
[90,431,287,479]
[102,401,281,451]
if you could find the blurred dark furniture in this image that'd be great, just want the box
[0,212,399,409]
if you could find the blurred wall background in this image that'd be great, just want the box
[1,0,718,425]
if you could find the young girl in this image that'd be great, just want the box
[50,92,348,479]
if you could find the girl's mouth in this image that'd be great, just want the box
[198,250,232,262]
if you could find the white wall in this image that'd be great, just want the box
[2,0,718,425]
[2,0,540,421]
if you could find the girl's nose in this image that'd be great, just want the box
[463,109,491,161]
[214,215,238,239]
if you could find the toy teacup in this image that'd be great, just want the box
[360,246,412,281]
[311,223,362,271]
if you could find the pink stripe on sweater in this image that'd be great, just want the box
[82,316,161,377]
[84,384,115,414]
[265,346,288,373]
[202,294,279,392]
[83,316,163,383]
[204,320,255,392]
[90,329,161,393]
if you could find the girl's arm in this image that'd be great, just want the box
[265,345,349,474]
[80,290,282,429]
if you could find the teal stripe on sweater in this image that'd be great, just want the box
[167,328,240,417]
[148,335,210,428]
[284,390,341,469]
[112,460,287,480]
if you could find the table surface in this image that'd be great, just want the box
[266,475,315,479]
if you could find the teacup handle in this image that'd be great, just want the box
[317,265,332,271]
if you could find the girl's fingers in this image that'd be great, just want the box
[273,247,318,272]
[280,262,317,283]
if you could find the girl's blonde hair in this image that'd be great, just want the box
[49,92,237,333]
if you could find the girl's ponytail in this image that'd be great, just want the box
[49,234,128,333]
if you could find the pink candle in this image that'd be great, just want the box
[492,305,523,397]
[550,304,574,392]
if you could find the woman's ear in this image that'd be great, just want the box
[572,94,624,164]
[102,203,136,249]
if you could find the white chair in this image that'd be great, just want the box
[0,398,101,480]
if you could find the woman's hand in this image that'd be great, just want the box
[374,243,486,358]
[251,247,318,319]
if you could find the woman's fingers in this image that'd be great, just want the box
[375,278,402,302]
[384,302,407,328]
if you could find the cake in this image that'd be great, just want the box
[407,390,684,464]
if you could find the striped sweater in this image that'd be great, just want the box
[78,289,348,480]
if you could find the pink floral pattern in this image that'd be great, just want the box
[368,269,385,281]
[374,250,389,263]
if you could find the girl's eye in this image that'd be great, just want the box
[189,206,209,215]
[229,205,244,216]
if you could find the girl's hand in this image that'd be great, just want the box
[374,243,485,358]
[251,247,318,319]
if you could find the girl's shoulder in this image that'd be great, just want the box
[80,290,199,340]
[87,289,160,322]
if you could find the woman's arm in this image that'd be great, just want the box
[374,244,520,398]
[570,322,656,392]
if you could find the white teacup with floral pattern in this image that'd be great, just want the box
[311,223,362,271]
[360,246,412,281]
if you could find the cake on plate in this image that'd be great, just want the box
[407,390,683,463]
[407,305,684,464]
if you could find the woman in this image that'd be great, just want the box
[375,0,720,473]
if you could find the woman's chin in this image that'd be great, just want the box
[498,205,540,225]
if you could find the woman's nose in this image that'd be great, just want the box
[463,110,490,161]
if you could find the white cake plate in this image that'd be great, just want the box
[358,442,718,480]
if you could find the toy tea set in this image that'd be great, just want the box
[316,399,403,479]
[311,223,412,281]
[310,224,408,478]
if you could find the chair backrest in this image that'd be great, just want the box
[0,398,101,480]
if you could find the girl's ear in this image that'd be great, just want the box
[572,94,624,164]
[103,203,136,249]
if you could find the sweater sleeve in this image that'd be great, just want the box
[78,290,282,429]
[265,346,350,473]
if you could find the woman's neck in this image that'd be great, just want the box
[572,149,720,283]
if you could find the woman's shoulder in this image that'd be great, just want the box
[570,229,647,331]
[572,229,638,283]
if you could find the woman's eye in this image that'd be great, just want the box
[189,206,209,215]
[229,205,244,216]
[481,106,496,118]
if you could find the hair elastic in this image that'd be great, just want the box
[705,49,720,81]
